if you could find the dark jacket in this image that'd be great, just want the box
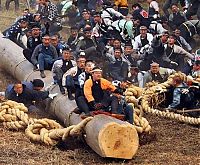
[31,43,58,65]
[6,84,49,107]
[108,58,129,81]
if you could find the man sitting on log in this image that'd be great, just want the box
[62,55,86,100]
[52,47,77,94]
[23,24,42,64]
[31,34,58,78]
[83,66,122,114]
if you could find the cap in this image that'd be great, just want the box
[82,9,89,14]
[162,31,169,36]
[150,62,159,67]
[91,66,102,72]
[83,26,92,32]
[32,79,44,88]
[19,17,28,23]
[93,11,101,17]
[31,23,41,29]
[140,26,147,30]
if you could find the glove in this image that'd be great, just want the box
[94,103,104,110]
[170,61,178,66]
[182,89,189,94]
[48,93,58,99]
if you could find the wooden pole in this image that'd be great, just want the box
[0,33,139,159]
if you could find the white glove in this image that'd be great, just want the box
[153,14,158,19]
[37,64,39,69]
[170,61,178,66]
[49,93,58,99]
[182,89,189,94]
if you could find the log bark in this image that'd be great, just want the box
[0,33,139,159]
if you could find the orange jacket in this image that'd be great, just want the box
[84,78,116,102]
[114,0,128,7]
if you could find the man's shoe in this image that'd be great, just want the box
[60,87,65,95]
[68,95,75,100]
[73,107,82,114]
[40,71,46,78]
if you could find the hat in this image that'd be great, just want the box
[140,26,147,30]
[82,9,89,14]
[31,23,41,29]
[93,11,101,17]
[32,79,44,88]
[162,31,169,36]
[103,1,112,7]
[83,26,92,32]
[91,66,102,72]
[19,17,28,23]
[150,62,159,67]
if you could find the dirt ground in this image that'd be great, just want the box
[0,69,199,165]
[0,2,199,165]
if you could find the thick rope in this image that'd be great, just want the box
[0,100,93,146]
[126,72,200,125]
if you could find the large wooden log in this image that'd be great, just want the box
[0,33,139,159]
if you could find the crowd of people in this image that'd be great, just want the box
[2,0,200,120]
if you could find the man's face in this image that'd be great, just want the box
[114,50,122,59]
[92,71,102,81]
[94,16,101,23]
[40,0,46,5]
[82,12,90,20]
[171,5,178,13]
[32,28,40,37]
[151,66,159,73]
[161,34,169,43]
[85,62,95,73]
[20,21,28,28]
[34,15,41,22]
[71,29,78,37]
[51,36,59,47]
[14,84,23,94]
[113,40,121,48]
[140,29,147,37]
[174,30,181,37]
[42,36,51,45]
[84,31,92,38]
[168,36,175,45]
[77,58,86,69]
[124,46,133,55]
[62,50,71,60]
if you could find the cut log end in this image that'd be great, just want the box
[99,122,139,159]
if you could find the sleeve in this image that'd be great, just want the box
[110,8,124,18]
[31,45,40,65]
[175,45,194,60]
[30,90,49,101]
[180,37,192,52]
[168,88,182,109]
[114,0,121,7]
[151,1,159,12]
[78,72,85,88]
[51,46,58,59]
[101,78,116,92]
[84,79,95,102]
[48,4,58,21]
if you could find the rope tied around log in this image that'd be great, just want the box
[125,72,200,126]
[0,100,93,145]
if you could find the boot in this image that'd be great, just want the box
[40,71,46,78]
[67,88,75,100]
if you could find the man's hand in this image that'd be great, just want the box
[94,103,104,110]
